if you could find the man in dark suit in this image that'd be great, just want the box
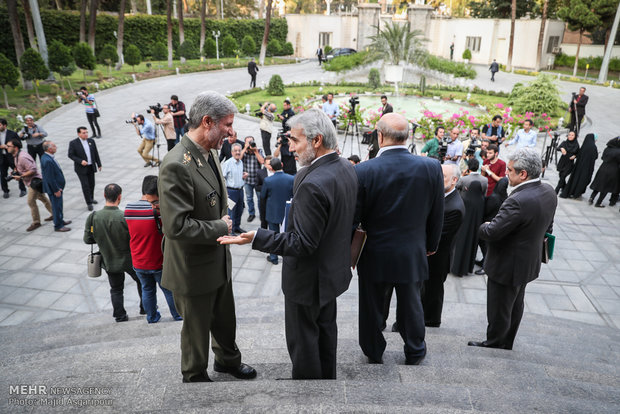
[354,113,444,365]
[261,157,294,264]
[0,118,26,198]
[41,141,71,232]
[219,108,358,379]
[247,57,259,88]
[158,91,256,383]
[469,148,557,350]
[256,156,272,230]
[567,86,588,134]
[218,131,244,162]
[68,126,102,211]
[421,164,465,327]
[380,95,393,116]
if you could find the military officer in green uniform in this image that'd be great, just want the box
[158,91,257,383]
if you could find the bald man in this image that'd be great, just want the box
[354,113,444,365]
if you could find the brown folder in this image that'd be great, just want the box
[351,227,367,269]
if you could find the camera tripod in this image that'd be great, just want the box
[541,130,560,178]
[342,106,362,156]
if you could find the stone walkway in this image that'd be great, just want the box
[0,61,619,331]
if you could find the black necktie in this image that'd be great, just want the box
[207,153,222,189]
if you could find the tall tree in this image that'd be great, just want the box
[80,0,87,43]
[259,0,273,65]
[88,0,99,54]
[558,0,601,76]
[167,0,173,67]
[6,0,26,66]
[0,53,20,109]
[21,0,37,50]
[593,0,620,48]
[116,0,126,69]
[535,0,550,71]
[48,40,74,92]
[506,0,516,71]
[20,48,48,99]
[178,0,185,62]
[200,0,206,58]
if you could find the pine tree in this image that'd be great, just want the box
[124,44,142,71]
[20,48,48,99]
[0,53,20,108]
[48,40,74,92]
[73,42,96,81]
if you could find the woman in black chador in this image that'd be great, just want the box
[560,133,599,199]
[589,137,620,207]
[451,180,485,277]
[555,131,580,194]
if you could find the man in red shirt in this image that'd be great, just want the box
[125,175,182,323]
[482,144,506,197]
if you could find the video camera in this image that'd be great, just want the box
[5,171,19,182]
[125,116,138,124]
[255,103,265,118]
[466,137,481,157]
[277,130,289,145]
[349,96,359,107]
[20,125,32,141]
[146,103,163,117]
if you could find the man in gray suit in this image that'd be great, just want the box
[456,158,487,196]
[159,91,256,383]
[219,109,358,379]
[469,148,557,350]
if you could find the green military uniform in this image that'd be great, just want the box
[158,134,241,381]
[84,206,143,320]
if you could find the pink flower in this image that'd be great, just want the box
[496,103,504,109]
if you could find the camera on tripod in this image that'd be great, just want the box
[349,96,359,108]
[146,103,163,117]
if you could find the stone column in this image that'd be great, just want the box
[407,4,433,39]
[357,3,381,51]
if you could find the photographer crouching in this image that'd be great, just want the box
[131,114,160,167]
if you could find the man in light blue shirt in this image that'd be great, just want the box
[135,114,159,167]
[222,143,246,234]
[322,93,339,127]
[506,119,537,149]
[445,127,464,165]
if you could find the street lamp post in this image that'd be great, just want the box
[212,30,221,61]
[598,1,620,84]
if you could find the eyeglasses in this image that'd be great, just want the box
[149,200,160,206]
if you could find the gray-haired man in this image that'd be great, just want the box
[219,108,358,380]
[158,91,256,383]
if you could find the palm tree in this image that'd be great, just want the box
[259,0,273,66]
[167,0,173,67]
[507,0,516,71]
[368,21,427,66]
[116,0,126,69]
[88,0,99,55]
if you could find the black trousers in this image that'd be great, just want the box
[568,111,584,133]
[250,73,257,88]
[0,153,26,193]
[486,278,526,350]
[590,190,612,206]
[285,297,337,379]
[106,267,143,320]
[77,170,95,205]
[260,130,272,156]
[87,112,101,136]
[360,278,426,362]
[421,269,448,326]
[555,170,570,193]
[27,144,44,163]
[173,280,242,381]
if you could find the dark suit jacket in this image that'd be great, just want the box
[381,104,393,116]
[219,139,244,162]
[248,61,259,75]
[1,129,19,164]
[427,190,465,278]
[261,171,294,224]
[253,152,358,307]
[569,94,588,115]
[159,135,232,296]
[479,180,557,286]
[40,153,65,194]
[68,138,101,175]
[354,148,444,283]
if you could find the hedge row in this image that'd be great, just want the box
[0,8,287,64]
[554,53,620,72]
[425,55,476,79]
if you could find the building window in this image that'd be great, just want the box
[546,36,560,53]
[465,36,481,52]
[319,32,332,48]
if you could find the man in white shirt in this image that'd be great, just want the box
[445,127,464,165]
[222,143,246,234]
[506,119,538,149]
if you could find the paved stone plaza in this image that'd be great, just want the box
[0,60,619,333]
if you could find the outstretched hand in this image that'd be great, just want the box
[217,231,256,245]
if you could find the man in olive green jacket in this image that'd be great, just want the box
[84,183,143,322]
[158,91,257,383]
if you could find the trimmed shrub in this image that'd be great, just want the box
[507,74,564,115]
[267,74,285,95]
[178,40,199,60]
[98,44,118,65]
[73,42,96,71]
[203,38,217,58]
[426,55,476,79]
[241,35,256,56]
[222,34,238,57]
[151,42,167,61]
[267,39,281,56]
[323,50,374,72]
[324,45,332,55]
[282,41,294,56]
[368,68,381,89]
[462,49,472,60]
[124,44,142,69]
[20,48,49,98]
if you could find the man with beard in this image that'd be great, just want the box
[219,109,358,379]
[158,91,257,383]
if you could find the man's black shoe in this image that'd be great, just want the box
[405,355,425,365]
[115,315,128,322]
[235,227,247,234]
[474,268,486,275]
[20,190,27,197]
[88,204,94,211]
[367,357,383,364]
[425,322,440,328]
[391,322,399,332]
[213,362,257,380]
[183,373,212,383]
[247,214,255,222]
[467,340,506,349]
[92,200,98,204]
[2,192,8,199]
[474,259,483,267]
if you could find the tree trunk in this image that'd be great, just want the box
[534,0,548,71]
[200,0,206,58]
[7,0,32,89]
[80,0,87,43]
[116,0,126,69]
[88,0,98,54]
[167,0,173,67]
[130,0,137,14]
[215,0,221,19]
[34,81,40,99]
[258,0,264,18]
[573,29,583,77]
[59,74,65,93]
[21,0,37,49]
[259,0,272,66]
[67,78,74,93]
[2,86,9,109]
[506,0,516,71]
[54,0,62,10]
[178,0,185,63]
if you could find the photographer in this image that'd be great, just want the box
[169,95,187,144]
[18,115,47,163]
[133,114,160,167]
[461,129,484,173]
[241,136,265,223]
[481,115,505,149]
[277,99,295,132]
[274,132,297,175]
[1,118,27,198]
[445,127,464,165]
[421,126,444,159]
[259,102,277,155]
[568,87,588,133]
[152,104,176,152]
[76,86,101,138]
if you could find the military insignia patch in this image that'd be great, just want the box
[207,191,217,207]
[183,152,191,165]
[197,159,203,168]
